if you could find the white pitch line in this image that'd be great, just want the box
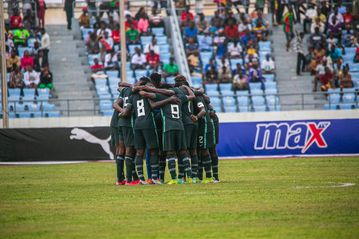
[0,161,88,165]
[295,183,356,189]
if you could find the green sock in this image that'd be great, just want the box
[167,157,177,180]
[180,154,192,178]
[150,154,159,180]
[135,155,145,181]
[116,155,125,182]
[191,154,198,178]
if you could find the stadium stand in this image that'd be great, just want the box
[1,1,60,118]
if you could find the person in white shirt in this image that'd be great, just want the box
[96,22,112,38]
[144,37,160,55]
[310,17,325,34]
[104,50,118,70]
[328,7,344,26]
[218,56,230,69]
[261,54,275,74]
[40,28,50,67]
[303,4,317,34]
[24,66,40,88]
[131,48,147,70]
[228,41,242,58]
[103,31,114,50]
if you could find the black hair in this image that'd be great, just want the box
[150,72,162,86]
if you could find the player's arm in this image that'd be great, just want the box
[143,85,175,96]
[192,87,204,96]
[191,101,206,122]
[119,82,133,88]
[119,96,133,117]
[112,98,123,113]
[180,85,196,101]
[203,94,210,104]
[148,96,180,109]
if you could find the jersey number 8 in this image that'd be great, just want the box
[137,99,145,117]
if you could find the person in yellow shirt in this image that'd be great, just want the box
[6,51,21,72]
[79,7,90,28]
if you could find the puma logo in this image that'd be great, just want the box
[70,128,114,159]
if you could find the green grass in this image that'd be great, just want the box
[0,157,358,239]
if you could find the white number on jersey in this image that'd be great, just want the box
[123,96,129,107]
[137,99,145,117]
[171,104,180,119]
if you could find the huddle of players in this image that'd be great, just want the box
[110,72,219,185]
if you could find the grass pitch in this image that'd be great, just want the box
[0,157,358,239]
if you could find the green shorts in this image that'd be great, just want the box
[122,126,134,147]
[162,130,187,152]
[198,127,215,149]
[134,128,159,150]
[111,126,121,147]
[184,124,197,149]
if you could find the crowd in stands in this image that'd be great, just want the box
[179,4,274,92]
[5,4,52,91]
[79,4,179,81]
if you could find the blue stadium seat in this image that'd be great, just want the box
[339,103,356,110]
[252,96,266,106]
[31,112,44,118]
[249,82,262,91]
[237,96,249,107]
[349,64,359,72]
[191,76,202,85]
[128,44,142,54]
[166,76,175,84]
[82,28,94,39]
[345,47,356,55]
[223,96,235,106]
[265,88,278,95]
[135,69,148,79]
[267,104,281,111]
[221,90,234,96]
[141,36,152,45]
[236,90,249,96]
[219,83,232,92]
[263,74,275,82]
[157,36,168,45]
[41,102,56,111]
[213,105,222,113]
[230,59,244,70]
[27,38,37,48]
[323,104,339,110]
[23,89,36,97]
[266,96,280,107]
[210,97,222,107]
[100,100,112,111]
[17,47,32,57]
[253,105,267,112]
[251,89,264,96]
[328,93,341,104]
[224,105,237,112]
[18,112,32,118]
[45,111,61,118]
[9,88,21,97]
[106,71,118,78]
[160,54,171,64]
[205,83,218,92]
[238,106,249,112]
[264,81,277,90]
[159,45,170,54]
[101,110,113,116]
[152,27,165,36]
[342,93,356,103]
[207,90,220,97]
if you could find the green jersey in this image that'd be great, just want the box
[174,87,194,126]
[118,87,133,127]
[12,29,30,44]
[126,29,139,41]
[195,96,213,133]
[110,97,120,127]
[128,93,156,130]
[156,93,184,132]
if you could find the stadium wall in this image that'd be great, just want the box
[1,110,359,161]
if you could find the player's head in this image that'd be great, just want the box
[150,72,162,87]
[174,75,188,87]
[138,76,150,86]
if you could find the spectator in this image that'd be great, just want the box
[104,50,119,70]
[144,37,160,55]
[197,13,208,34]
[9,65,24,89]
[294,32,305,76]
[12,27,30,47]
[91,58,104,73]
[339,66,353,89]
[311,17,325,34]
[97,21,112,38]
[98,36,112,62]
[309,27,325,49]
[10,9,22,29]
[261,54,276,75]
[37,0,46,28]
[126,24,140,45]
[233,70,249,91]
[186,37,199,56]
[218,56,230,69]
[137,13,150,35]
[205,65,218,83]
[303,4,317,34]
[204,59,217,74]
[248,63,264,83]
[125,15,138,31]
[224,10,237,26]
[39,67,53,89]
[163,57,179,77]
[318,67,334,91]
[131,47,146,70]
[149,7,164,28]
[328,15,343,41]
[218,66,232,83]
[228,41,242,58]
[79,7,90,28]
[86,32,100,54]
[6,51,21,72]
[199,31,212,52]
[146,50,160,70]
[184,21,198,41]
[181,5,194,22]
[24,66,40,88]
[112,24,120,45]
[64,0,75,30]
[253,19,268,41]
[21,50,34,70]
[40,28,50,67]
[187,53,201,73]
[103,31,114,50]
[314,59,332,91]
[224,22,239,42]
[354,47,359,63]
[328,44,342,64]
[282,7,295,51]
[34,50,45,71]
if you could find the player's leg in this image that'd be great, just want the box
[143,129,161,184]
[210,123,220,183]
[197,127,206,181]
[200,149,213,183]
[177,130,191,183]
[186,124,198,182]
[163,131,177,184]
[134,129,147,184]
[112,126,125,185]
[158,150,166,183]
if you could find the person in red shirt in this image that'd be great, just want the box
[181,6,194,22]
[146,50,160,71]
[10,9,23,29]
[21,50,34,70]
[125,15,138,31]
[91,58,104,73]
[224,22,239,42]
[112,24,120,45]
